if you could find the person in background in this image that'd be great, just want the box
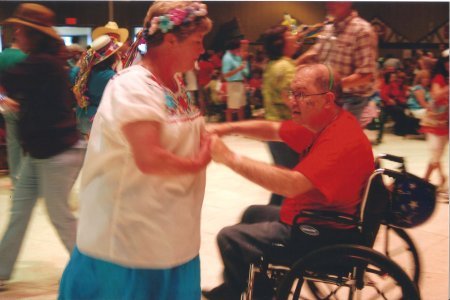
[0,38,27,188]
[420,51,449,189]
[296,2,378,125]
[185,66,200,112]
[91,21,129,71]
[197,52,215,115]
[247,67,263,112]
[71,35,122,140]
[205,69,227,121]
[209,49,223,69]
[222,38,250,122]
[383,53,403,71]
[66,43,84,68]
[59,2,212,299]
[0,3,85,290]
[202,64,374,300]
[407,69,432,120]
[261,24,300,206]
[417,49,437,73]
[381,71,419,136]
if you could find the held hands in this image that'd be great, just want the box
[210,134,234,165]
[194,131,212,168]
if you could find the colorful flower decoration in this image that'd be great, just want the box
[281,13,298,35]
[146,2,208,37]
[170,8,187,26]
[158,15,174,33]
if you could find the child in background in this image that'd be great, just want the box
[205,70,226,121]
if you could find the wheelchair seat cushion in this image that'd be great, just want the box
[266,224,362,266]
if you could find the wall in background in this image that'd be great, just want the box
[0,1,448,50]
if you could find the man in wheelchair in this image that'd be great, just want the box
[203,64,375,299]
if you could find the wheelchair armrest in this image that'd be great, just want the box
[294,210,360,227]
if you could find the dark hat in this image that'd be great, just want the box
[2,3,61,40]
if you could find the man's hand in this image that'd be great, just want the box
[210,134,234,165]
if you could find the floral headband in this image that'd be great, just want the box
[146,2,208,36]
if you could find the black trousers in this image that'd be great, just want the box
[217,205,290,296]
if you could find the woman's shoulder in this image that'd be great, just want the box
[110,65,162,91]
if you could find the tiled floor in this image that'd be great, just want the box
[0,131,448,299]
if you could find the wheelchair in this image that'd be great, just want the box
[243,154,436,300]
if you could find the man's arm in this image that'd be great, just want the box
[295,48,318,66]
[211,135,313,197]
[222,62,247,79]
[341,73,374,89]
[207,120,283,141]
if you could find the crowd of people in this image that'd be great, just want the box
[0,1,447,299]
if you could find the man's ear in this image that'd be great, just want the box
[324,92,336,107]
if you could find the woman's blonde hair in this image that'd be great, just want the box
[414,69,430,85]
[143,1,212,49]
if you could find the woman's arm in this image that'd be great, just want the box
[206,120,282,141]
[122,120,211,176]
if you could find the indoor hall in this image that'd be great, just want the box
[0,1,448,299]
[0,131,448,299]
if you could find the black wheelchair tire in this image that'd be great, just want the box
[277,244,420,300]
[387,226,421,286]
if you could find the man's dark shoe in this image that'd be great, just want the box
[202,283,242,300]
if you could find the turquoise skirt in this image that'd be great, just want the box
[59,246,200,300]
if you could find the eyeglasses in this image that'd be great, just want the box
[289,90,329,102]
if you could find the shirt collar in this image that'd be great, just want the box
[334,10,357,33]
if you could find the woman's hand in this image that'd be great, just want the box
[210,134,234,165]
[192,131,212,168]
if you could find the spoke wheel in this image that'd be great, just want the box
[277,245,419,300]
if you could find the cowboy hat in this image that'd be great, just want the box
[1,3,61,41]
[92,21,128,43]
[90,35,122,65]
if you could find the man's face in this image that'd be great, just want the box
[289,69,330,130]
[326,2,352,21]
[283,30,299,58]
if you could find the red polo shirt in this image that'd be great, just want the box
[279,110,374,227]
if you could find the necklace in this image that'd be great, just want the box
[140,63,198,116]
[300,109,342,159]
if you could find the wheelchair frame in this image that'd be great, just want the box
[244,154,425,300]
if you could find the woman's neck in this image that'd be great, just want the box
[141,54,177,91]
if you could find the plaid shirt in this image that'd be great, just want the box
[313,12,378,97]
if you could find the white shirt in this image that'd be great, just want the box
[77,65,206,268]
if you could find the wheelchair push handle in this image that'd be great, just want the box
[377,168,404,180]
[376,153,405,164]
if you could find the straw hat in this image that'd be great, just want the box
[1,3,61,41]
[92,21,129,43]
[90,35,122,65]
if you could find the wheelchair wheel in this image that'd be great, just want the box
[374,225,421,286]
[277,244,420,300]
